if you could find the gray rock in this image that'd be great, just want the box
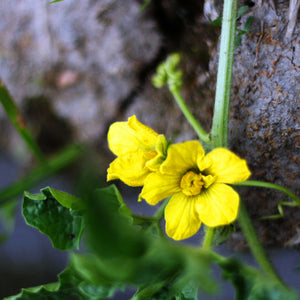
[228,1,300,246]
[0,0,161,155]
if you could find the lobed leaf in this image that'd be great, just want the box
[22,187,85,250]
[18,184,216,299]
[4,262,120,300]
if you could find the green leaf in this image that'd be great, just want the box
[131,279,173,300]
[132,275,200,300]
[237,6,248,19]
[218,257,297,300]
[235,33,243,48]
[212,225,234,246]
[70,253,123,297]
[4,283,61,300]
[84,185,215,294]
[244,16,254,32]
[211,18,222,26]
[139,0,152,13]
[13,184,218,299]
[176,281,199,300]
[22,187,85,250]
[49,0,64,3]
[86,185,141,260]
[41,186,85,210]
[4,260,120,300]
[85,185,185,285]
[60,261,121,299]
[236,28,248,34]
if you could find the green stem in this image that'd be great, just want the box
[132,215,156,223]
[210,0,238,148]
[171,89,210,144]
[201,0,238,250]
[238,200,282,284]
[0,144,82,205]
[234,180,300,206]
[154,197,169,220]
[0,78,46,163]
[202,227,215,250]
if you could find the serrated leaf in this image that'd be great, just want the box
[23,187,85,250]
[4,261,120,300]
[42,186,85,210]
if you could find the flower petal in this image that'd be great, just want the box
[107,149,149,186]
[140,172,181,205]
[108,115,159,156]
[161,141,205,175]
[196,183,239,227]
[145,134,168,172]
[202,148,251,184]
[165,193,202,240]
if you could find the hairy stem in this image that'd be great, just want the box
[171,89,210,144]
[202,0,238,249]
[234,180,300,206]
[202,227,215,250]
[210,0,238,148]
[238,201,283,284]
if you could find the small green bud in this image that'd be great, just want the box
[152,64,167,88]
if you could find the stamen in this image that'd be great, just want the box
[180,171,204,196]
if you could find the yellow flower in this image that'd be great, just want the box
[140,141,251,240]
[107,115,168,186]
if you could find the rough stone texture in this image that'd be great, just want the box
[0,0,161,156]
[228,0,300,247]
[125,0,217,144]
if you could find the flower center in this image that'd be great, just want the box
[180,171,204,196]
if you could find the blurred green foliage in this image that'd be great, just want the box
[5,184,296,299]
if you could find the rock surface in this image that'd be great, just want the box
[228,0,300,247]
[0,0,161,155]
